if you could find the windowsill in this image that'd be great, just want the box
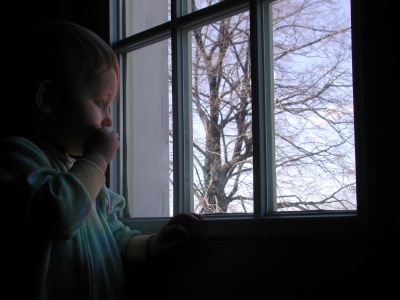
[121,211,365,242]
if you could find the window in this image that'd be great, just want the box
[110,0,364,236]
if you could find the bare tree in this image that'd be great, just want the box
[179,0,355,213]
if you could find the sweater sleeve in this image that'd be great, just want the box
[0,136,98,239]
[69,159,105,201]
[100,188,150,258]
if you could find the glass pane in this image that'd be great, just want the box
[124,0,170,37]
[190,11,253,214]
[272,0,356,211]
[188,0,227,13]
[125,39,172,217]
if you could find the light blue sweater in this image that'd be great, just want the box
[0,136,149,300]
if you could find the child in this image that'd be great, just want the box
[0,20,202,300]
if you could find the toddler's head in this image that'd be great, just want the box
[5,21,120,138]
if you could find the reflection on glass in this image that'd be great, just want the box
[124,0,170,37]
[125,39,171,217]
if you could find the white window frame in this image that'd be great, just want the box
[109,0,366,238]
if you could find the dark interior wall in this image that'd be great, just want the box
[1,0,398,299]
[1,0,109,41]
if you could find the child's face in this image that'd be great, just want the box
[52,67,119,156]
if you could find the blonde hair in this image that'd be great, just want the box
[33,20,120,96]
[5,21,120,137]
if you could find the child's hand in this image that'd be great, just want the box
[147,212,203,260]
[82,126,120,172]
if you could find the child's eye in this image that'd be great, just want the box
[95,101,104,108]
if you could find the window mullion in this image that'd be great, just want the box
[109,0,127,217]
[172,26,193,214]
[263,1,277,214]
[251,0,276,217]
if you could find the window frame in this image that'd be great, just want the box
[109,0,367,239]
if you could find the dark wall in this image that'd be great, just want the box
[1,0,398,299]
[1,0,109,41]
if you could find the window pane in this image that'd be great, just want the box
[125,39,172,217]
[190,11,253,214]
[118,0,357,218]
[272,0,356,211]
[188,0,227,13]
[124,0,170,37]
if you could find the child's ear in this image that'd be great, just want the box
[35,80,55,115]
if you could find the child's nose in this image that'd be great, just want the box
[101,115,113,127]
